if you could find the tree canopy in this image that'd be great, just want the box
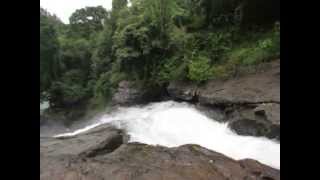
[40,0,280,109]
[69,6,109,39]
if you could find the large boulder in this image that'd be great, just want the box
[40,124,280,180]
[254,103,280,125]
[41,124,126,156]
[199,61,280,105]
[227,103,280,140]
[229,118,269,137]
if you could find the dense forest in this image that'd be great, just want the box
[40,0,280,114]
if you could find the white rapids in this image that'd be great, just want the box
[54,101,280,169]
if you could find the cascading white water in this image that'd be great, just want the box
[55,101,280,169]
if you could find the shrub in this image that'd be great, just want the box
[187,54,212,83]
[211,65,230,79]
[226,26,280,69]
[48,81,88,107]
[205,31,232,62]
[94,73,113,102]
[157,56,187,84]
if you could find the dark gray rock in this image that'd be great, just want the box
[112,81,144,105]
[229,118,269,137]
[222,102,280,140]
[195,104,227,122]
[254,103,280,125]
[266,125,280,140]
[79,130,123,158]
[167,81,198,101]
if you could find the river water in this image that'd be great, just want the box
[54,101,280,169]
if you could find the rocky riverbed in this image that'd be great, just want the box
[40,60,280,180]
[41,124,279,180]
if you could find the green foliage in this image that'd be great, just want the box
[113,22,150,79]
[157,56,187,84]
[48,81,88,108]
[91,27,113,79]
[203,30,233,62]
[92,69,126,106]
[227,27,280,67]
[69,6,109,39]
[40,1,280,110]
[40,7,65,33]
[40,9,60,100]
[217,24,280,77]
[112,0,128,11]
[210,65,230,79]
[143,0,182,38]
[94,73,113,103]
[59,38,92,77]
[187,54,212,83]
[112,0,177,82]
[111,0,128,30]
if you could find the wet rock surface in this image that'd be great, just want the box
[167,60,280,140]
[112,81,144,105]
[226,103,280,140]
[167,81,198,102]
[40,124,280,180]
[112,81,166,106]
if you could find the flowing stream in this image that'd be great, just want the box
[54,101,280,169]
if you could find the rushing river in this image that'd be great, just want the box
[54,101,280,169]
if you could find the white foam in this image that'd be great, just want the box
[54,101,280,169]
